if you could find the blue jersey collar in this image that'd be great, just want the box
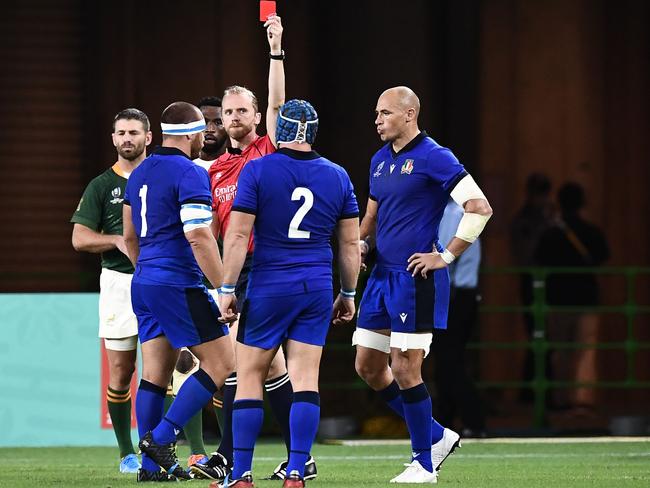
[153,145,191,159]
[390,131,428,158]
[276,148,321,160]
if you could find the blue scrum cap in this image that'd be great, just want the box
[276,99,319,145]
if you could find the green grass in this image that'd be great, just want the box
[0,440,649,487]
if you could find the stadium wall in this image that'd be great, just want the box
[0,293,131,447]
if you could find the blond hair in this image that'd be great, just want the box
[223,85,259,113]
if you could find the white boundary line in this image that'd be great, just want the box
[327,436,650,446]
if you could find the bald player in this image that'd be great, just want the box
[354,87,493,484]
[122,101,235,481]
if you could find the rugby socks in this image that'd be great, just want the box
[165,391,207,456]
[183,409,207,455]
[216,373,237,463]
[106,386,136,458]
[379,380,445,443]
[231,399,265,479]
[213,394,225,439]
[136,379,166,472]
[401,383,434,472]
[286,391,320,478]
[152,369,217,445]
[265,373,293,454]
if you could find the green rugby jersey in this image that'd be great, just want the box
[71,164,134,273]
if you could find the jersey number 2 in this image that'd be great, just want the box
[139,185,148,237]
[288,187,313,239]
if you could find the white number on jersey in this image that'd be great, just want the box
[138,185,148,237]
[288,187,313,239]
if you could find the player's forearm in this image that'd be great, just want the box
[221,233,249,286]
[187,230,224,288]
[339,241,361,292]
[268,57,285,110]
[359,214,376,244]
[123,234,139,266]
[71,225,119,253]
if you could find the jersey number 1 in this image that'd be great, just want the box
[139,185,148,237]
[288,187,313,239]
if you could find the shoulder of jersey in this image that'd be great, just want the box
[371,143,391,163]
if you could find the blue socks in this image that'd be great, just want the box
[152,369,217,445]
[286,391,320,478]
[379,380,445,443]
[401,383,434,472]
[136,379,166,472]
[265,373,294,455]
[231,399,265,479]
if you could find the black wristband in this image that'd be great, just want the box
[270,50,285,60]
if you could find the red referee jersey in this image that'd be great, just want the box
[208,134,276,252]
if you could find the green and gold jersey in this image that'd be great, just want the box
[71,164,134,273]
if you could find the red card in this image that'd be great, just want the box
[259,1,276,22]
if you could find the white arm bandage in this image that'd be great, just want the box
[450,174,486,205]
[180,203,212,233]
[450,174,491,243]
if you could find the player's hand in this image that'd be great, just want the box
[114,235,129,256]
[359,240,369,271]
[218,293,239,325]
[406,252,447,278]
[264,15,283,50]
[332,294,356,326]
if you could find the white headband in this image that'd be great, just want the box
[161,119,206,135]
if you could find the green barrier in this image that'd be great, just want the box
[326,266,650,429]
[478,266,650,427]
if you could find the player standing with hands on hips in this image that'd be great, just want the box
[354,86,492,484]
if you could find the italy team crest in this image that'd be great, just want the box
[401,159,414,174]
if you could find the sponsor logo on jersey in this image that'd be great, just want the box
[373,161,385,178]
[389,164,396,174]
[400,312,408,323]
[214,183,238,203]
[401,159,414,174]
[110,187,124,204]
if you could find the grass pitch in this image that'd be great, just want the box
[0,439,648,487]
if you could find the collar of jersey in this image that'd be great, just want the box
[389,130,428,158]
[276,148,321,160]
[153,145,191,159]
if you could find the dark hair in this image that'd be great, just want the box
[558,182,585,214]
[160,101,202,125]
[113,108,150,132]
[196,96,222,109]
[525,172,551,197]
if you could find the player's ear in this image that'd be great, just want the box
[145,131,153,146]
[255,112,262,125]
[405,108,415,122]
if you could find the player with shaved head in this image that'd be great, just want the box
[122,100,235,481]
[354,86,493,483]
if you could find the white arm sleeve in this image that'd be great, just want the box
[449,174,491,243]
[450,174,486,206]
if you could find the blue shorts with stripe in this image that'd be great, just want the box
[357,266,450,332]
[237,289,332,349]
[132,282,229,348]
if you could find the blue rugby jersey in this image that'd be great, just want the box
[124,147,213,287]
[232,148,359,297]
[369,132,467,270]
